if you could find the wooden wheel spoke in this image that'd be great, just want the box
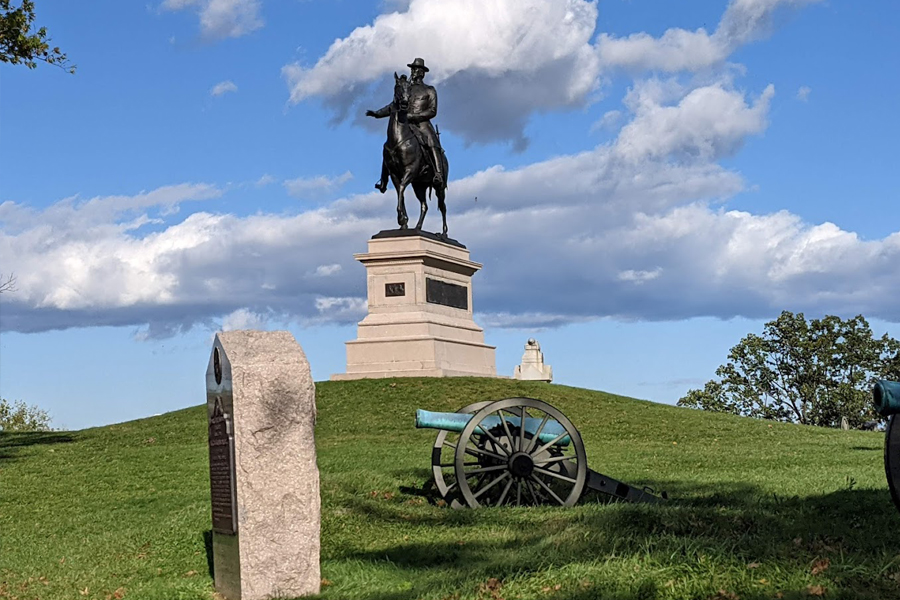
[464,464,509,476]
[473,472,510,499]
[516,481,523,506]
[476,426,511,456]
[530,474,566,505]
[525,415,550,454]
[533,466,577,484]
[497,409,516,450]
[532,431,569,458]
[518,405,528,451]
[495,477,514,507]
[534,454,573,465]
[524,479,542,505]
[464,446,505,462]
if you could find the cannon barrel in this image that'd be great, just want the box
[415,409,571,446]
[873,380,900,417]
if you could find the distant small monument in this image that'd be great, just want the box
[513,338,552,382]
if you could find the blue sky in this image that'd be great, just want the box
[2,0,899,430]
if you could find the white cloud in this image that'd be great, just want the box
[283,171,353,198]
[597,0,823,72]
[210,80,238,96]
[615,82,774,162]
[797,85,811,101]
[283,0,600,148]
[221,307,268,331]
[162,0,263,40]
[590,109,623,134]
[255,174,276,187]
[6,76,897,336]
[315,264,342,276]
[282,0,821,147]
[618,268,662,284]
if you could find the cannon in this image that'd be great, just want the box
[873,380,900,512]
[415,397,666,508]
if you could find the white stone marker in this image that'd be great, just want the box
[513,338,553,382]
[206,330,320,600]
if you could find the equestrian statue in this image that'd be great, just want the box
[366,58,450,236]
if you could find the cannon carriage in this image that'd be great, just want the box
[415,397,666,509]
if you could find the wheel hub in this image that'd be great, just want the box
[509,452,535,478]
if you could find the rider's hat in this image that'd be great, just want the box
[407,57,429,72]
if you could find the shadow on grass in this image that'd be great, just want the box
[203,530,214,579]
[0,431,75,461]
[329,479,900,599]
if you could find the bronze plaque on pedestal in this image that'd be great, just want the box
[426,277,468,310]
[208,396,237,535]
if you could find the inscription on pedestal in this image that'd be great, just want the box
[208,396,237,535]
[426,277,468,310]
[385,282,405,297]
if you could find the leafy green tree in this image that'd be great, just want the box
[0,0,73,72]
[0,398,52,431]
[678,311,900,428]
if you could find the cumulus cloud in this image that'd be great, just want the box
[597,0,823,72]
[282,0,821,147]
[5,76,900,335]
[797,85,811,101]
[210,80,238,96]
[221,307,269,331]
[283,171,354,199]
[162,0,263,40]
[284,0,600,147]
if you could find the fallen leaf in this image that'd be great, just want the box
[184,570,198,577]
[748,562,761,569]
[321,579,332,587]
[806,584,826,596]
[811,558,830,576]
[80,587,89,596]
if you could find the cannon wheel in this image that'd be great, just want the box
[885,414,900,513]
[430,400,494,507]
[454,398,587,508]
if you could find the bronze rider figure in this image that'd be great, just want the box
[367,57,445,192]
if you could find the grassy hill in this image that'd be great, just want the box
[2,377,898,600]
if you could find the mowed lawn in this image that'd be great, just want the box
[2,378,899,600]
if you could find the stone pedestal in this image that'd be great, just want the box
[332,230,496,379]
[207,330,320,600]
[513,338,552,382]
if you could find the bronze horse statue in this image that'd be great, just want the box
[380,73,449,236]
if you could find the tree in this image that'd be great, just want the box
[0,0,74,72]
[0,273,16,293]
[0,398,52,431]
[678,311,900,429]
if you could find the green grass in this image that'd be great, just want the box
[2,377,899,600]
